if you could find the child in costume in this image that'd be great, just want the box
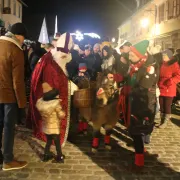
[73,63,91,88]
[108,40,159,172]
[36,82,65,163]
[73,63,91,134]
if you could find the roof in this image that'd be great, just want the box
[18,0,28,7]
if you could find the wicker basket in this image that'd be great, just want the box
[73,88,93,108]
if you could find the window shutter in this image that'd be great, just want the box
[173,0,177,17]
[165,0,168,20]
[177,0,180,16]
[168,0,174,19]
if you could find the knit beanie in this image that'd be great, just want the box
[130,40,149,58]
[162,49,173,60]
[10,23,28,38]
[79,63,87,71]
[94,43,101,49]
[123,42,132,47]
[85,44,91,50]
[79,44,85,51]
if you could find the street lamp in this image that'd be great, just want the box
[112,37,116,43]
[141,18,149,28]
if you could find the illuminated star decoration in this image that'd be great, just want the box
[71,31,101,41]
[84,33,101,39]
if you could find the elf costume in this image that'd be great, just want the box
[113,40,159,171]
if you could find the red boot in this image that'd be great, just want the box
[104,135,111,150]
[127,154,144,173]
[92,138,99,153]
[135,154,144,167]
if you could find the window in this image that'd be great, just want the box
[18,4,21,18]
[13,0,16,15]
[168,0,174,19]
[159,3,165,23]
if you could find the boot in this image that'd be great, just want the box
[91,138,99,153]
[159,114,171,129]
[104,135,111,150]
[42,154,53,162]
[52,154,65,163]
[126,154,144,173]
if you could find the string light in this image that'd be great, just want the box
[71,31,101,41]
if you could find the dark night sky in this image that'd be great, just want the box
[23,0,136,40]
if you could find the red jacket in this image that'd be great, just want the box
[158,61,180,97]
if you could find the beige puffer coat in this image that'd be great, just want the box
[36,98,65,135]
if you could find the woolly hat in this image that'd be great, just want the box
[162,49,173,60]
[94,43,101,49]
[56,32,74,53]
[130,40,149,58]
[123,41,132,47]
[119,41,131,49]
[85,44,91,50]
[79,63,87,70]
[79,44,85,51]
[10,23,28,38]
[42,82,59,101]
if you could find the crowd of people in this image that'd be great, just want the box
[0,22,180,173]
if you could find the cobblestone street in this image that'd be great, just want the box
[0,112,180,180]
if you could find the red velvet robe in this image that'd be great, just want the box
[26,52,70,147]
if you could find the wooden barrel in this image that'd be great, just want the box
[73,88,93,108]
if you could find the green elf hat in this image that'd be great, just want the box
[130,40,149,58]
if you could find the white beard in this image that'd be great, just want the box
[51,48,72,76]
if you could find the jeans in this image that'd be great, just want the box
[0,103,18,163]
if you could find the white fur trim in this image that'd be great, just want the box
[0,36,22,50]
